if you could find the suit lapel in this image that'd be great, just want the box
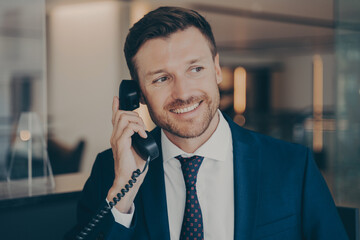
[141,127,170,240]
[226,115,260,240]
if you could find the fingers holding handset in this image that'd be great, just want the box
[112,114,147,143]
[111,96,148,170]
[108,96,149,213]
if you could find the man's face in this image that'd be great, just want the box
[134,27,222,139]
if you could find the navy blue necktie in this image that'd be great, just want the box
[175,155,204,240]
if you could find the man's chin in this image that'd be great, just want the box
[163,124,208,139]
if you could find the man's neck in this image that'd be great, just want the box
[163,111,220,153]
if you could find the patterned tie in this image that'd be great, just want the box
[175,155,204,240]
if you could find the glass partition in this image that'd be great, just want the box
[0,0,48,187]
[334,0,360,208]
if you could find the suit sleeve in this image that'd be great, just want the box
[64,152,138,240]
[301,148,349,240]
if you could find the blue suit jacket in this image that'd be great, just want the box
[67,115,348,240]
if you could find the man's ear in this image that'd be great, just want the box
[135,79,146,105]
[214,54,222,84]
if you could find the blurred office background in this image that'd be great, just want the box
[0,0,359,213]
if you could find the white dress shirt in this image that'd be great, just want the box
[110,110,234,240]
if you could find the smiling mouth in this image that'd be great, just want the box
[170,101,201,114]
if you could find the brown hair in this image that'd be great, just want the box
[124,6,217,82]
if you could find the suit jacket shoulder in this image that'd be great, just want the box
[224,114,348,239]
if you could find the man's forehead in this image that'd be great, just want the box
[141,27,200,45]
[133,27,212,70]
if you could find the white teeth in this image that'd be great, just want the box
[172,102,200,114]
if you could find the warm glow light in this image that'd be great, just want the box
[234,67,246,114]
[313,120,323,152]
[20,130,31,141]
[312,55,323,152]
[234,114,246,126]
[313,55,323,118]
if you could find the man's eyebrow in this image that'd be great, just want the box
[188,57,203,65]
[145,57,205,78]
[146,69,165,78]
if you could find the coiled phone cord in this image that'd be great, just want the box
[75,157,151,240]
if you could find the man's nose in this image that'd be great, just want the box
[171,76,191,100]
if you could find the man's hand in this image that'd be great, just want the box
[107,96,149,214]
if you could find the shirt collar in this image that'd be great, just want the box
[161,110,232,163]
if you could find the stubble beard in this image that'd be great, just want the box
[146,90,220,139]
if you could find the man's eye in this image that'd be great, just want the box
[153,76,168,83]
[191,67,203,73]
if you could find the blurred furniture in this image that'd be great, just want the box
[48,139,85,175]
[337,206,359,240]
[0,173,87,240]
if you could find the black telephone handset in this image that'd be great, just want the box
[119,80,159,161]
[76,80,159,240]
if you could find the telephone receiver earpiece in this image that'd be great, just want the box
[119,80,159,161]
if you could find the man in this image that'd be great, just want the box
[67,6,348,240]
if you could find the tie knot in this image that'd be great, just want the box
[175,155,204,187]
